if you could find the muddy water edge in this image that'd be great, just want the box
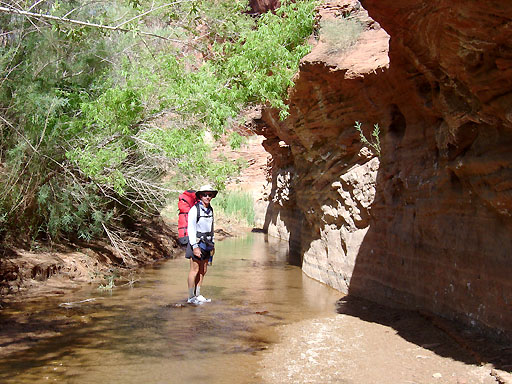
[0,232,342,384]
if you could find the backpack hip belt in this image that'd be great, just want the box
[196,231,214,250]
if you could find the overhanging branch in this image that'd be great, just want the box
[0,3,190,42]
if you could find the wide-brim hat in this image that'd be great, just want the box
[196,184,218,198]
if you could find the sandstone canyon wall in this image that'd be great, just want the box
[257,0,512,337]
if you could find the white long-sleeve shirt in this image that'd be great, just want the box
[187,202,214,249]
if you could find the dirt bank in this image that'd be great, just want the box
[0,216,182,301]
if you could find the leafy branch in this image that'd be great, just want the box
[0,2,193,41]
[354,121,381,157]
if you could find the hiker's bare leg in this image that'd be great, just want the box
[188,258,200,290]
[195,259,208,293]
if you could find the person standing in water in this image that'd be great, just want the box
[186,184,217,304]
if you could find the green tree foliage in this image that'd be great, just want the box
[0,0,317,249]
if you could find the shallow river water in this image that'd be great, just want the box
[1,233,341,384]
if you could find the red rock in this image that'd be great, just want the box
[256,0,512,337]
[249,0,280,15]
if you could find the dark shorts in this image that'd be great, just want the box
[185,243,211,261]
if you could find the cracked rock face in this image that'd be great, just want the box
[303,156,380,292]
[257,0,512,337]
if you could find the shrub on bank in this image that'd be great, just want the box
[0,0,316,253]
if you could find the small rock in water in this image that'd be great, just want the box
[255,310,269,315]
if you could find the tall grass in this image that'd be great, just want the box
[215,190,255,226]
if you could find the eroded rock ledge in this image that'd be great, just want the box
[257,0,512,337]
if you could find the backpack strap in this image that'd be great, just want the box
[211,205,214,237]
[195,202,214,236]
[179,196,194,210]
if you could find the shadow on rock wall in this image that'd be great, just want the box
[261,166,304,267]
[348,114,512,340]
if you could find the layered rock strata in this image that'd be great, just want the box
[257,0,512,337]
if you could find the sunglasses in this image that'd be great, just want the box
[201,193,214,198]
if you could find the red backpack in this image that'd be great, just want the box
[177,190,198,245]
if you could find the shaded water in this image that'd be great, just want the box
[1,233,341,384]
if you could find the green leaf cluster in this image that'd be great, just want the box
[354,121,381,157]
[167,0,318,127]
[37,181,113,241]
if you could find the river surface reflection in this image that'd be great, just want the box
[1,233,341,384]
